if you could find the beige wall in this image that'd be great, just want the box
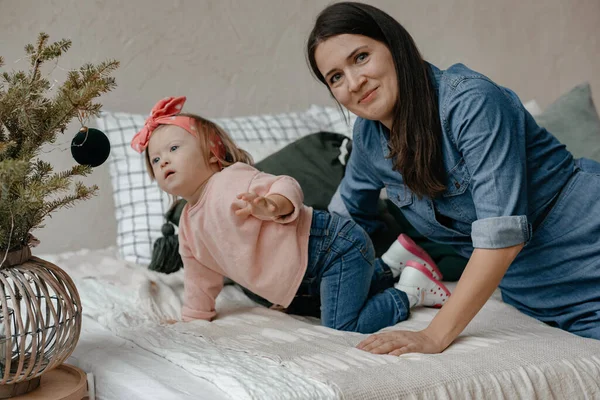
[1,0,599,254]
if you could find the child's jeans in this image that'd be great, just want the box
[293,210,410,333]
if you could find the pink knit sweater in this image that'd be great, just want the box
[178,163,313,321]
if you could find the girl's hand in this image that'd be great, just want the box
[235,192,281,220]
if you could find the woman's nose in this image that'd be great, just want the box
[347,71,366,93]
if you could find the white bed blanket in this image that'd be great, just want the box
[42,248,600,400]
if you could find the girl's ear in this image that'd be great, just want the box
[208,156,219,164]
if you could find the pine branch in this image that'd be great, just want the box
[0,159,28,196]
[27,164,93,199]
[0,33,118,251]
[25,175,70,199]
[30,159,53,181]
[56,164,92,179]
[27,33,71,84]
[0,141,15,160]
[27,34,46,83]
[37,182,98,224]
[37,59,119,149]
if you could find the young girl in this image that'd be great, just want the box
[131,96,451,334]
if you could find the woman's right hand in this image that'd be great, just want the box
[357,328,445,356]
[359,245,524,356]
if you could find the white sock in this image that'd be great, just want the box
[395,283,420,308]
[381,240,410,278]
[383,261,403,279]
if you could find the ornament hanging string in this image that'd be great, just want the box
[38,108,90,155]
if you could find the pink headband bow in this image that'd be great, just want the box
[130,96,226,166]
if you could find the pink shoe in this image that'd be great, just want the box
[381,234,443,280]
[395,261,451,308]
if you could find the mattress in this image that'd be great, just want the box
[41,247,600,400]
[69,317,229,400]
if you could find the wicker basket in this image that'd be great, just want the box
[0,246,82,398]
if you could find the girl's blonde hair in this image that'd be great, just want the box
[144,112,253,180]
[144,113,254,206]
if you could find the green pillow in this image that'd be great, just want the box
[534,83,600,162]
[254,131,349,210]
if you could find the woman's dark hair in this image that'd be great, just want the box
[307,2,446,198]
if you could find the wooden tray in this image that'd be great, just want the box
[9,364,89,400]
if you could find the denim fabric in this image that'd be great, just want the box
[295,210,409,334]
[329,63,574,255]
[500,159,600,339]
[328,62,600,340]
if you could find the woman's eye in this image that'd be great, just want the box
[329,73,342,84]
[170,145,179,152]
[152,157,160,164]
[356,52,368,63]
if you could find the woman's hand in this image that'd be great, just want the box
[358,244,525,356]
[357,329,445,356]
[235,192,293,220]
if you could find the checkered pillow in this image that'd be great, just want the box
[306,105,358,138]
[96,107,328,265]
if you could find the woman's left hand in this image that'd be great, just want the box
[357,329,444,356]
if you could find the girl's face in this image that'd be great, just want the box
[147,125,219,205]
[314,34,398,129]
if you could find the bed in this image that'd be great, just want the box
[46,247,600,400]
[42,88,600,399]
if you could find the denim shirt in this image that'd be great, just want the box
[329,63,575,258]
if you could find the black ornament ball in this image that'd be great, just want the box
[71,127,111,167]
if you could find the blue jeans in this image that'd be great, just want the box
[292,210,410,333]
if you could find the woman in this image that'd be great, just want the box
[306,1,600,356]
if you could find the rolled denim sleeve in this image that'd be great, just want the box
[328,119,384,234]
[446,79,531,248]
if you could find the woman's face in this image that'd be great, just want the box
[314,34,398,128]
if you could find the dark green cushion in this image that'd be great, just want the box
[254,131,349,210]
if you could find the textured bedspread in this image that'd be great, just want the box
[44,248,600,400]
